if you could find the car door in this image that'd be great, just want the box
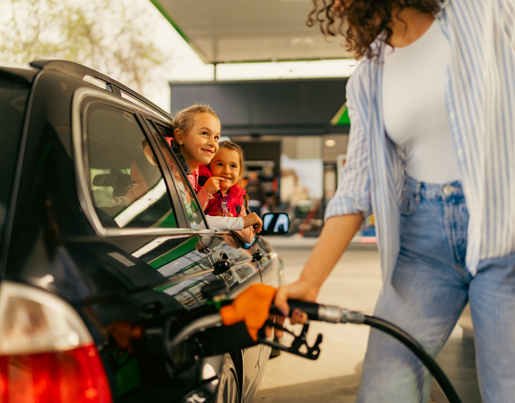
[71,88,233,401]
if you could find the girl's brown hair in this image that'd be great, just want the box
[171,104,219,148]
[307,0,442,60]
[212,140,250,209]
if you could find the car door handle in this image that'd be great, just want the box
[213,252,233,275]
[251,250,263,263]
[214,260,232,275]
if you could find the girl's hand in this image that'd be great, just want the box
[203,176,225,194]
[243,213,262,233]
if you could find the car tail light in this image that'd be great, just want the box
[0,281,112,403]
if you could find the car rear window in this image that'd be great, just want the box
[0,73,30,256]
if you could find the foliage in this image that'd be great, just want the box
[0,0,167,93]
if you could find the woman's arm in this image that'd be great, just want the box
[274,213,363,315]
[274,73,371,316]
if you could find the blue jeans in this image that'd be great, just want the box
[356,176,515,403]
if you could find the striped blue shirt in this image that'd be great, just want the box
[325,0,515,282]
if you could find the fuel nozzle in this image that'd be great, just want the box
[269,300,365,325]
[318,305,366,325]
[219,284,276,341]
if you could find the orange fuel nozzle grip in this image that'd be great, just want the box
[219,284,277,341]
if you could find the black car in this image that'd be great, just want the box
[0,60,286,403]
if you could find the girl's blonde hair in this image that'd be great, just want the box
[214,140,250,210]
[172,104,218,148]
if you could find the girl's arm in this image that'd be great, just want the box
[201,213,262,232]
[198,176,225,210]
[230,208,255,244]
[197,214,254,252]
[196,187,214,211]
[203,215,243,231]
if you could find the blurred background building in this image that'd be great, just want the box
[169,78,351,237]
[0,0,375,241]
[154,0,373,240]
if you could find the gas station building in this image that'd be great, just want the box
[150,0,355,235]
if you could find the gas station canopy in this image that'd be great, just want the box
[151,0,353,63]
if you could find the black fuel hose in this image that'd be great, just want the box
[270,300,461,403]
[363,315,461,403]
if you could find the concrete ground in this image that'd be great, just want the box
[255,247,470,403]
[256,248,382,403]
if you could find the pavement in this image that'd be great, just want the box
[266,235,378,251]
[256,248,382,403]
[256,246,476,403]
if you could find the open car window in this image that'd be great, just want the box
[85,104,178,229]
[149,121,206,230]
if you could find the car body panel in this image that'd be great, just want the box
[0,62,282,403]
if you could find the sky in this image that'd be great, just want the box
[139,0,357,112]
[0,0,356,113]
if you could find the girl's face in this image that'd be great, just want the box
[209,148,242,192]
[175,113,221,170]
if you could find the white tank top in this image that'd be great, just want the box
[383,21,460,184]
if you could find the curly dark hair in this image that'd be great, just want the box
[307,0,442,59]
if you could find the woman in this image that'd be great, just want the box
[275,0,515,402]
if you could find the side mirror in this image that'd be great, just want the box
[260,213,290,236]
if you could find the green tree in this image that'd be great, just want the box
[0,0,166,93]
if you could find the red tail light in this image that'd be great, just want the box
[0,281,112,403]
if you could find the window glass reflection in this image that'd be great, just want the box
[86,105,177,229]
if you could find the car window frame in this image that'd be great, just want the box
[72,87,217,238]
[142,118,210,230]
[134,114,191,229]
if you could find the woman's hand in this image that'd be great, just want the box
[264,280,317,338]
[243,212,263,233]
[203,176,225,194]
[274,279,318,318]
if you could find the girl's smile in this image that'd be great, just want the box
[175,113,221,170]
[209,148,242,192]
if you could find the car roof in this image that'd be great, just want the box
[29,59,173,121]
[1,60,173,123]
[0,65,39,83]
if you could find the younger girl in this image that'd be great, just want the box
[202,141,255,247]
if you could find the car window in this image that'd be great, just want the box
[148,121,205,229]
[86,104,178,229]
[0,74,29,257]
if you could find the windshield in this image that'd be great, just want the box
[0,73,30,258]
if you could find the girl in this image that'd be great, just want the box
[167,105,262,234]
[202,141,255,247]
[275,1,515,402]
